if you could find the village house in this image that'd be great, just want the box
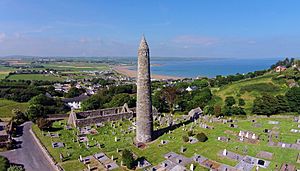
[275,66,287,72]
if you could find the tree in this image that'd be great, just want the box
[162,87,178,113]
[285,87,300,113]
[104,93,135,108]
[225,96,236,106]
[191,79,209,89]
[36,118,52,130]
[238,98,245,106]
[26,94,69,121]
[0,156,9,171]
[276,95,290,113]
[12,109,27,124]
[26,104,44,121]
[203,106,214,115]
[122,149,135,169]
[152,91,168,113]
[252,94,278,115]
[81,93,110,111]
[187,88,212,110]
[214,105,222,116]
[64,87,85,98]
[195,133,208,142]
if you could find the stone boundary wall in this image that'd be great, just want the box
[75,112,134,127]
[30,128,63,171]
[247,115,297,119]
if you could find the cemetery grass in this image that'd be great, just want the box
[33,116,300,171]
[0,98,29,118]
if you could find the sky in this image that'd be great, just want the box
[0,0,300,58]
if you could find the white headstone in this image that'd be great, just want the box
[79,155,83,161]
[223,149,227,156]
[115,136,118,142]
[252,134,256,139]
[190,164,194,171]
[245,132,249,138]
[282,143,286,148]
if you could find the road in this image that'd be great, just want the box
[0,122,56,171]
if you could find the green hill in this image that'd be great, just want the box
[213,71,293,114]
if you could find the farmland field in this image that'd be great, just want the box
[7,74,66,81]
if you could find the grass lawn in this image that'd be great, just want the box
[7,74,66,81]
[0,99,29,118]
[33,115,300,171]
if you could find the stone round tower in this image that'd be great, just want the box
[136,35,153,143]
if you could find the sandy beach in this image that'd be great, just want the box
[113,65,183,80]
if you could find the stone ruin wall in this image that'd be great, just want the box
[75,112,134,127]
[76,107,124,118]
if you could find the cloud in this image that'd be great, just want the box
[172,35,219,46]
[0,32,6,42]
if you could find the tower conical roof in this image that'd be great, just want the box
[139,35,149,50]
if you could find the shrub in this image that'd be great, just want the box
[187,130,194,136]
[122,149,135,169]
[238,98,245,106]
[8,165,25,171]
[0,156,9,171]
[182,135,189,142]
[195,133,208,142]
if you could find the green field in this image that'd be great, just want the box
[33,115,300,171]
[0,66,14,80]
[0,99,29,118]
[7,74,66,81]
[213,73,289,113]
[43,62,110,72]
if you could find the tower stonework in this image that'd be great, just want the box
[136,36,153,143]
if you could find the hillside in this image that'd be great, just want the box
[0,99,29,118]
[213,70,296,114]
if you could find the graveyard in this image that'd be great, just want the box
[32,114,300,171]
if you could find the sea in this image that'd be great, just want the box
[146,57,281,78]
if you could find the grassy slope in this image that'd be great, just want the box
[0,99,29,118]
[213,73,289,113]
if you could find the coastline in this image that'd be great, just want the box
[113,65,183,80]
